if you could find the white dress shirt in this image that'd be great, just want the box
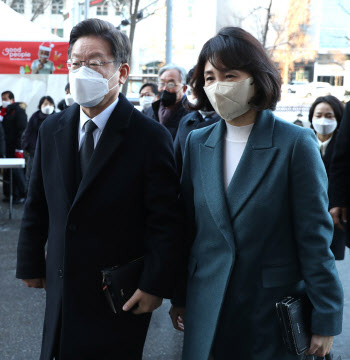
[78,97,119,150]
[318,135,333,157]
[224,122,254,190]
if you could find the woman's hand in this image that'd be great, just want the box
[306,334,334,358]
[169,305,185,331]
[330,207,347,231]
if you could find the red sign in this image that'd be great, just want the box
[89,0,105,6]
[0,41,69,74]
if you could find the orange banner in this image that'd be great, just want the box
[0,41,69,74]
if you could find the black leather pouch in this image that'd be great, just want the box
[101,257,144,315]
[276,296,312,355]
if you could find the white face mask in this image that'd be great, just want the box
[312,117,337,135]
[41,105,54,115]
[139,96,154,110]
[2,101,11,108]
[69,65,119,107]
[64,93,75,106]
[204,77,255,121]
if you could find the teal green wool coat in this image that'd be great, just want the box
[180,110,343,360]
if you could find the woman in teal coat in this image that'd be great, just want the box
[170,27,343,360]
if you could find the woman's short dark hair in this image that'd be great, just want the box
[68,18,131,66]
[308,95,344,129]
[139,83,159,96]
[38,96,55,110]
[190,27,281,112]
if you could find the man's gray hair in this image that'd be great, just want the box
[158,64,187,85]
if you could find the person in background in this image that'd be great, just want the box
[329,100,350,250]
[308,96,346,260]
[139,82,159,115]
[293,113,304,127]
[174,66,221,176]
[147,64,190,139]
[169,27,343,360]
[1,90,27,204]
[22,96,56,188]
[57,83,74,111]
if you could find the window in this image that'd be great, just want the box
[11,0,25,14]
[52,0,63,14]
[97,2,108,15]
[32,0,44,14]
[51,28,64,38]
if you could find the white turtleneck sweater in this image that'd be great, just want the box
[224,121,254,190]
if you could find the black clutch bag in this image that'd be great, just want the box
[276,296,312,355]
[101,256,144,315]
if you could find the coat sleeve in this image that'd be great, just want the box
[171,131,196,307]
[138,125,184,298]
[0,123,5,157]
[21,114,35,152]
[16,127,49,279]
[329,101,350,208]
[290,128,343,336]
[15,109,28,150]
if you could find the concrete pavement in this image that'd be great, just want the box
[0,187,348,360]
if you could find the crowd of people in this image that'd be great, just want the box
[0,16,348,360]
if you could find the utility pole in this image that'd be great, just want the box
[166,0,173,64]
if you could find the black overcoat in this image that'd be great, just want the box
[16,94,182,360]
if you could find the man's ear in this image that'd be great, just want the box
[119,63,130,85]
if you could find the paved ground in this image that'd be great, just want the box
[0,181,348,360]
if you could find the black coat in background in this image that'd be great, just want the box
[2,102,27,198]
[174,111,220,176]
[2,102,27,156]
[147,97,190,140]
[16,94,183,360]
[321,132,346,259]
[22,110,52,155]
[329,102,350,240]
[0,121,5,157]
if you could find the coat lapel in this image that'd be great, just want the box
[72,93,134,206]
[226,110,278,219]
[199,120,235,251]
[54,104,81,205]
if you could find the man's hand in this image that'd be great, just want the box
[330,207,347,231]
[306,335,334,358]
[22,278,46,289]
[122,289,162,315]
[169,305,185,331]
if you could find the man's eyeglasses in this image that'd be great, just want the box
[157,81,182,90]
[66,59,119,70]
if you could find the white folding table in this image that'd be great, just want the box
[0,158,26,219]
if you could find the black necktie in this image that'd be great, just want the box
[80,119,97,176]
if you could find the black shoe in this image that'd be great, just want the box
[13,197,25,205]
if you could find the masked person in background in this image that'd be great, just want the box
[169,27,343,360]
[147,64,190,139]
[57,83,74,111]
[308,96,347,260]
[1,90,27,204]
[22,96,56,188]
[138,82,158,116]
[31,42,55,74]
[16,18,182,360]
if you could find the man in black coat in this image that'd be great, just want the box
[146,64,190,139]
[16,19,182,360]
[330,100,350,245]
[1,90,27,203]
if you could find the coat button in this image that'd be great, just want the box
[58,269,63,278]
[69,224,77,231]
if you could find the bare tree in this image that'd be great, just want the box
[109,0,161,95]
[31,0,52,21]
